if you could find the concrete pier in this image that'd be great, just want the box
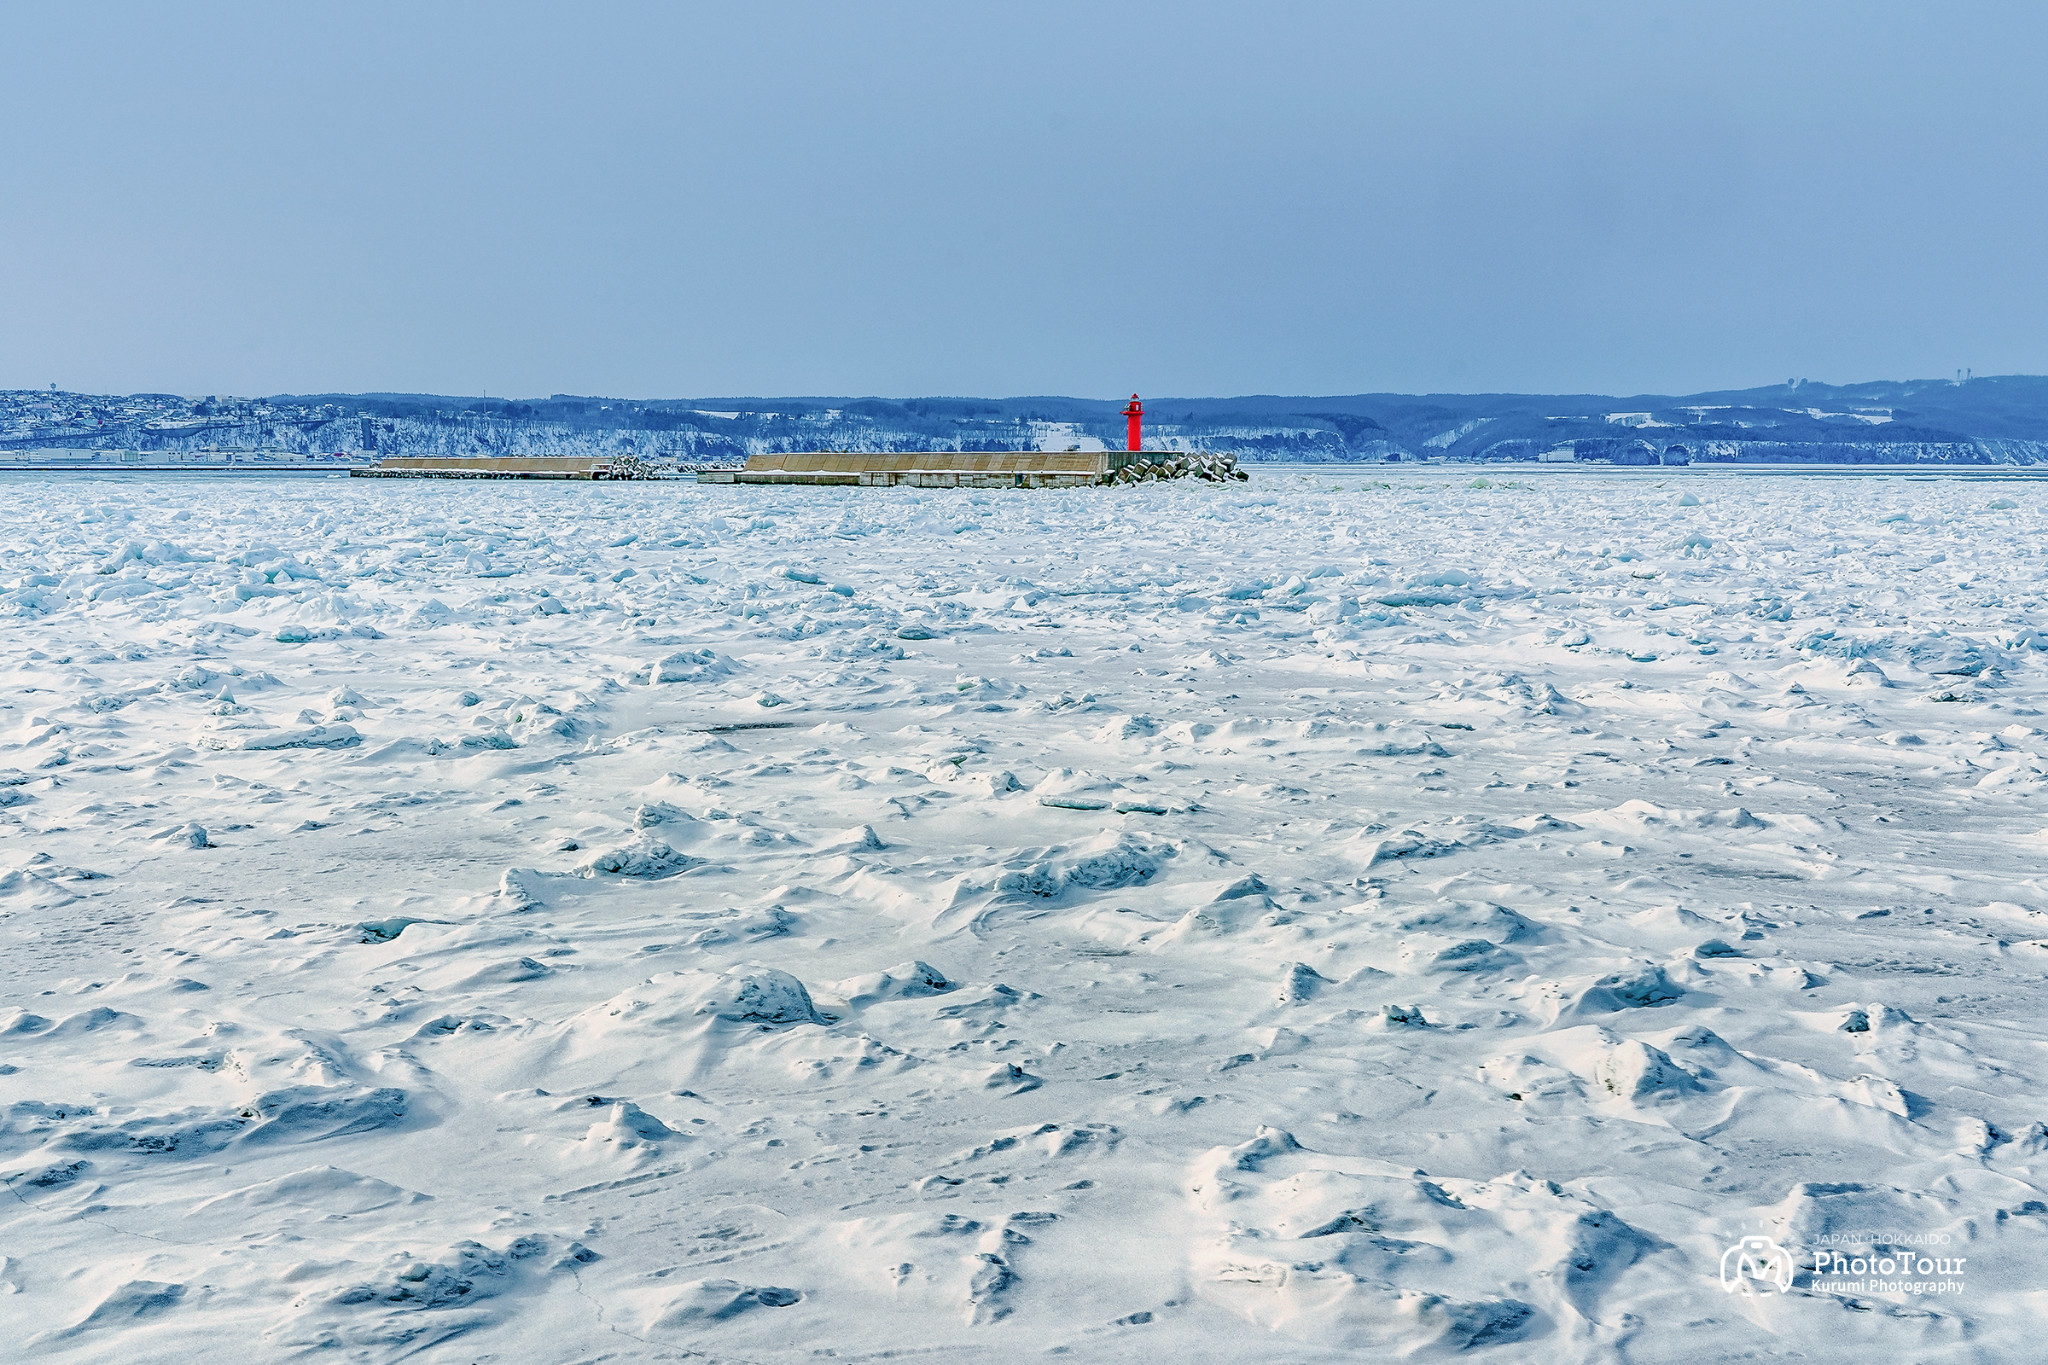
[350,456,640,480]
[702,450,1131,488]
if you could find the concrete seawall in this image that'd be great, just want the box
[704,450,1133,488]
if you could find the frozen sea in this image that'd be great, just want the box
[4,469,2046,1361]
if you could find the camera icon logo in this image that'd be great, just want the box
[1720,1234,1795,1294]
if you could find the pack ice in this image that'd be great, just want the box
[3,471,2047,1361]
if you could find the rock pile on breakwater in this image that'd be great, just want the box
[603,454,671,479]
[1107,452,1249,485]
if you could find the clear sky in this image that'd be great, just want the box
[4,2,2043,401]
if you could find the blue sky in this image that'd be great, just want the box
[3,2,2043,399]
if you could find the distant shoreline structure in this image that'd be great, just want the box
[15,458,2048,483]
[0,447,361,472]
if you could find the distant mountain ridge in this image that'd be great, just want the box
[8,376,2048,465]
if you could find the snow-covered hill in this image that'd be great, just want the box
[9,377,2048,464]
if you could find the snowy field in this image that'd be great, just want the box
[6,470,2048,1362]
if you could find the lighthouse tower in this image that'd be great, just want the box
[1120,394,1143,452]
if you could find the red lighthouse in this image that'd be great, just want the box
[1121,394,1143,451]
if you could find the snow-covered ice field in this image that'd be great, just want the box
[6,470,2048,1362]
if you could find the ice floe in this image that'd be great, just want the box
[4,471,2047,1359]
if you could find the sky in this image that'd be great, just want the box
[3,2,2045,401]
